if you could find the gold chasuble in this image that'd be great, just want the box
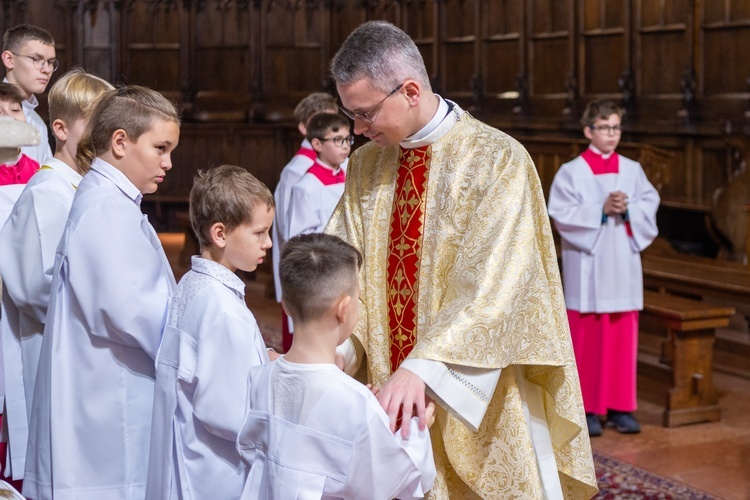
[326,104,598,499]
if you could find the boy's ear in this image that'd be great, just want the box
[298,122,307,136]
[110,129,128,158]
[335,294,352,325]
[583,126,594,141]
[208,221,228,249]
[51,119,68,141]
[311,137,323,153]
[1,50,14,70]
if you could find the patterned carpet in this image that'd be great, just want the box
[594,451,717,499]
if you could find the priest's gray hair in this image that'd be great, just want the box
[330,21,431,94]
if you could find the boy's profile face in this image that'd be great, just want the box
[0,99,25,121]
[221,203,274,273]
[118,118,180,194]
[313,127,352,169]
[3,40,56,97]
[583,113,622,156]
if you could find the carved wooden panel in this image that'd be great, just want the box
[81,1,118,84]
[579,0,628,97]
[528,0,573,115]
[480,0,523,114]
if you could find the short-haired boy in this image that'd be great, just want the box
[237,233,436,499]
[0,68,112,484]
[548,99,660,436]
[286,112,351,239]
[147,164,276,500]
[272,92,339,350]
[2,24,56,163]
[0,82,38,185]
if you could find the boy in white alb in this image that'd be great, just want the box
[0,69,112,484]
[147,164,276,500]
[272,93,339,351]
[237,233,436,500]
[548,99,660,437]
[2,24,56,164]
[23,86,180,500]
[285,112,350,239]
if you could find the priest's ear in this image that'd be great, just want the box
[403,80,422,107]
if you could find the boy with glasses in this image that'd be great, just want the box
[2,24,56,164]
[548,99,661,437]
[286,112,350,244]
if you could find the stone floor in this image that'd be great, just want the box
[162,233,750,499]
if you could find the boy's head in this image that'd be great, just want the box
[280,233,362,338]
[190,164,275,272]
[581,99,623,156]
[0,82,26,122]
[77,85,180,192]
[306,112,352,169]
[293,92,338,136]
[48,68,114,168]
[2,24,56,98]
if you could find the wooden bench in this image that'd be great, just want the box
[638,290,735,427]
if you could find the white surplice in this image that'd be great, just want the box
[285,162,346,240]
[271,141,315,302]
[237,357,435,500]
[0,158,82,479]
[547,152,660,313]
[146,256,270,500]
[22,157,175,500]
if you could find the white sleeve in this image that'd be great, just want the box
[548,166,604,254]
[192,310,270,441]
[401,358,500,432]
[65,203,173,359]
[344,408,435,499]
[627,166,660,251]
[286,184,324,239]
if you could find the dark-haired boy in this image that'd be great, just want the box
[237,233,435,499]
[2,24,56,163]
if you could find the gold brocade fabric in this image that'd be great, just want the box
[326,111,598,499]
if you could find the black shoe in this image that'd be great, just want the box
[606,410,641,434]
[586,413,603,437]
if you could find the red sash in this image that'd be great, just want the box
[386,146,430,372]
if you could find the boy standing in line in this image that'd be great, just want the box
[147,165,275,500]
[237,233,436,500]
[1,24,56,164]
[272,92,339,351]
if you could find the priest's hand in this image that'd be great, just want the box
[378,367,427,439]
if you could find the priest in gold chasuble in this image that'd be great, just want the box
[328,21,598,499]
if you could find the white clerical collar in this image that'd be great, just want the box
[41,157,84,188]
[400,95,461,149]
[588,144,615,160]
[91,157,143,205]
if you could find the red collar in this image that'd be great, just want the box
[307,161,345,186]
[581,148,619,175]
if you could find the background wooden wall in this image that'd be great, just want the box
[3,0,750,254]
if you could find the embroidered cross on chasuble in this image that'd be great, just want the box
[387,146,430,372]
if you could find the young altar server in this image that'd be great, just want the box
[2,24,56,164]
[272,92,339,351]
[146,164,275,500]
[22,85,180,500]
[548,99,660,437]
[0,82,39,185]
[237,233,436,500]
[285,112,350,239]
[0,68,113,483]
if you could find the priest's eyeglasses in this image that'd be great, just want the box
[589,125,622,135]
[339,83,404,124]
[318,135,355,147]
[10,52,59,72]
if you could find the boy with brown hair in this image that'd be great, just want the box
[272,92,340,350]
[237,233,435,499]
[286,112,351,239]
[2,24,56,164]
[147,164,276,500]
